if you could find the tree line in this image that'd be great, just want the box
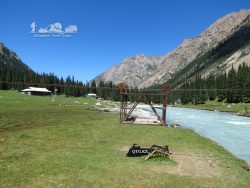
[1,58,250,104]
[0,58,151,102]
[0,61,120,99]
[169,63,250,104]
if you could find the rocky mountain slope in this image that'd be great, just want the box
[202,42,250,78]
[0,42,33,72]
[94,54,164,87]
[94,9,250,88]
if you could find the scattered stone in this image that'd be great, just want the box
[241,164,250,172]
[170,123,181,128]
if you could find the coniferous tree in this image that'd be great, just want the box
[90,80,97,94]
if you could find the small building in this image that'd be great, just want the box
[21,87,52,96]
[87,93,97,98]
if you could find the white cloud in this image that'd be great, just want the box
[38,28,48,33]
[49,22,63,33]
[65,25,78,33]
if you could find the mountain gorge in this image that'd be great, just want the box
[94,9,250,88]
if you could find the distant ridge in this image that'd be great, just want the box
[94,9,250,88]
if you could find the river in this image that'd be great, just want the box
[165,107,250,164]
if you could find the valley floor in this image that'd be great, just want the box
[0,90,250,187]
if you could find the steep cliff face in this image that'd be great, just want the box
[94,9,250,88]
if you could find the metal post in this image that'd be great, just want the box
[162,83,170,126]
[118,83,128,123]
[120,93,123,123]
[162,93,167,125]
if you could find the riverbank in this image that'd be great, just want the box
[0,90,250,187]
[101,102,250,165]
[175,101,250,117]
[166,106,250,165]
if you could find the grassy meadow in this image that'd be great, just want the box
[0,90,250,187]
[176,100,250,116]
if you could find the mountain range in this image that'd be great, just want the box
[94,9,250,88]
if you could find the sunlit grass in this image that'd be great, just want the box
[0,90,249,187]
[177,100,250,116]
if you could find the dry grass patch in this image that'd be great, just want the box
[151,153,222,178]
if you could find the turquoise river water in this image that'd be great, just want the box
[165,107,250,164]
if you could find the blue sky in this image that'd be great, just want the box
[0,0,249,82]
